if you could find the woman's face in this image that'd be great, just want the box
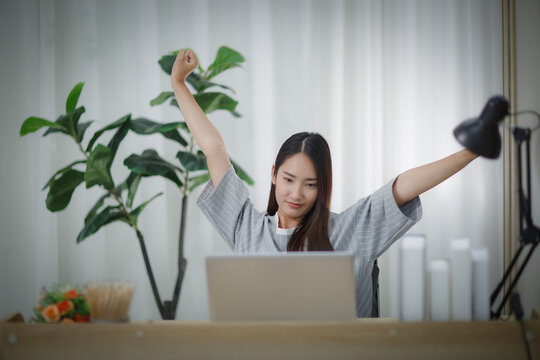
[271,152,318,228]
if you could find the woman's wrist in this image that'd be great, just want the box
[461,148,479,163]
[171,78,187,92]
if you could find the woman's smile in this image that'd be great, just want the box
[286,201,302,209]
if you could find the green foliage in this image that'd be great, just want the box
[124,149,183,188]
[77,205,129,243]
[66,82,84,113]
[129,118,188,146]
[206,46,245,80]
[20,117,66,136]
[20,45,252,247]
[85,144,114,189]
[21,46,253,320]
[87,114,131,152]
[177,150,208,172]
[130,192,163,224]
[46,169,85,212]
[193,92,240,117]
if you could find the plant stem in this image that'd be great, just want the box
[74,135,166,319]
[135,227,165,319]
[170,135,195,316]
[171,195,188,315]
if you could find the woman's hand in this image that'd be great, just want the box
[171,49,199,87]
[170,47,231,188]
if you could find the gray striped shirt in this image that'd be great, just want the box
[197,166,422,318]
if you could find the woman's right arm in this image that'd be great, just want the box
[171,49,231,187]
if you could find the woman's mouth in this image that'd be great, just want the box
[287,201,302,209]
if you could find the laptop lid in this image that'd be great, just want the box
[206,251,357,322]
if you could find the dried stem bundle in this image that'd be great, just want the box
[84,281,135,321]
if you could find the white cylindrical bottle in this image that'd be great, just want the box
[429,259,451,322]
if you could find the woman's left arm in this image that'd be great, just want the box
[392,149,479,207]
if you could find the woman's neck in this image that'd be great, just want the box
[276,209,300,229]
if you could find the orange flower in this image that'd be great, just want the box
[36,295,45,310]
[56,300,74,315]
[74,314,90,323]
[65,288,78,299]
[41,304,60,323]
[61,318,75,324]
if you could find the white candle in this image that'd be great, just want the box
[450,238,472,321]
[429,259,451,322]
[472,248,490,321]
[399,235,426,322]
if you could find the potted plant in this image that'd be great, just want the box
[20,46,253,320]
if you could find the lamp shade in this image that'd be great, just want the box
[453,96,509,159]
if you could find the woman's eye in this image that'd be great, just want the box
[284,177,292,183]
[306,183,317,188]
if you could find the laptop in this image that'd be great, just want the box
[205,251,357,321]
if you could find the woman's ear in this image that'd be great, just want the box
[271,164,276,185]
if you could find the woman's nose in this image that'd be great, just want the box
[290,184,303,200]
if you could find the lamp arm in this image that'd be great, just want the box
[490,120,540,319]
[492,242,539,319]
[507,110,540,132]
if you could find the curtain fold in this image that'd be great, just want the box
[0,0,502,320]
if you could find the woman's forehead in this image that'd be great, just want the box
[278,153,317,180]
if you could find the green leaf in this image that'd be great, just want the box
[107,119,130,162]
[20,117,67,136]
[124,149,183,188]
[43,106,86,138]
[177,151,208,171]
[85,144,114,189]
[195,92,240,116]
[77,206,129,243]
[83,182,124,225]
[127,173,142,208]
[231,158,254,186]
[187,72,235,94]
[77,121,93,143]
[177,122,189,132]
[83,192,110,224]
[45,169,85,212]
[66,82,84,113]
[188,172,211,192]
[150,91,175,106]
[130,192,163,224]
[130,118,188,146]
[171,92,240,118]
[86,114,131,152]
[158,54,176,75]
[42,160,87,191]
[206,46,245,80]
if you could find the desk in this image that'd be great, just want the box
[1,313,539,359]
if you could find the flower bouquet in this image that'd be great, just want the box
[31,283,90,323]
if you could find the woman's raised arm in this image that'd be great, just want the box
[392,149,478,207]
[171,49,231,187]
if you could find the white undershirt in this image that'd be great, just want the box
[272,213,308,250]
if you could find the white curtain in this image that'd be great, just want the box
[0,0,502,321]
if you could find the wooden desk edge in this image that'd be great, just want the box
[2,312,539,360]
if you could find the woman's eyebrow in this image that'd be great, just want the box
[283,171,317,181]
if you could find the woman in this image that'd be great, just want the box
[171,49,478,318]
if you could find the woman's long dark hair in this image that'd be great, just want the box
[267,132,333,251]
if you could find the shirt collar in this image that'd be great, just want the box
[272,213,297,236]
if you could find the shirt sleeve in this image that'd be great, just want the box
[331,176,423,260]
[196,166,251,250]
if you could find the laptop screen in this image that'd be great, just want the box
[206,252,357,321]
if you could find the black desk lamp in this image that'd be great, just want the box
[453,95,540,320]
